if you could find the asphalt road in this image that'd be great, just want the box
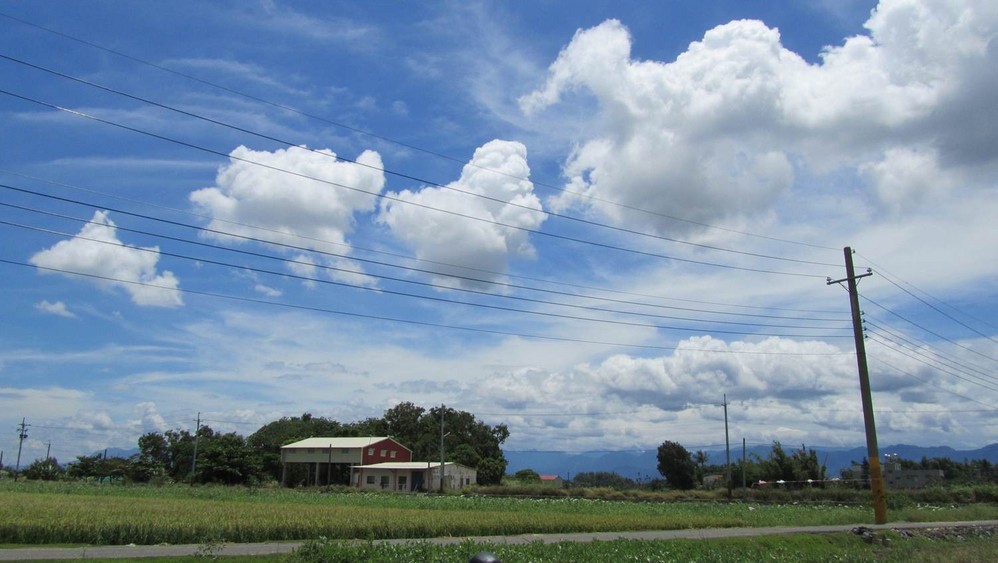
[1,520,995,561]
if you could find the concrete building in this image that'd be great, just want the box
[280,437,412,486]
[352,461,477,492]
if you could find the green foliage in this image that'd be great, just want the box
[247,413,346,482]
[513,468,541,481]
[656,441,696,490]
[1,480,996,547]
[21,457,64,481]
[571,471,636,490]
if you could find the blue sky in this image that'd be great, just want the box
[2,0,996,467]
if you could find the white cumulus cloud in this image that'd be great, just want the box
[521,0,998,234]
[378,140,546,289]
[190,145,386,285]
[29,211,183,307]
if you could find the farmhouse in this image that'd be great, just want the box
[352,461,477,491]
[280,436,412,486]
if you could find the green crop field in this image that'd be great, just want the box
[1,481,995,547]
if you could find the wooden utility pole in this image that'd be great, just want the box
[15,418,29,477]
[828,246,887,524]
[723,395,732,499]
[190,412,201,482]
[439,405,446,493]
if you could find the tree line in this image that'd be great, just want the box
[5,402,509,487]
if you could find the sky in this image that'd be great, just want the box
[1,0,996,468]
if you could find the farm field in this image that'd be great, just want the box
[1,481,996,547]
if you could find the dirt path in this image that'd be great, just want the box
[1,520,995,561]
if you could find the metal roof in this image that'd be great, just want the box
[280,437,403,450]
[353,461,464,470]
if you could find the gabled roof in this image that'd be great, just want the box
[353,461,469,470]
[281,436,406,450]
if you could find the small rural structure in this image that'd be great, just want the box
[280,437,412,486]
[352,461,477,491]
[538,475,563,488]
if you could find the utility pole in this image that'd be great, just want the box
[46,441,51,460]
[723,395,732,499]
[439,405,446,493]
[190,412,201,482]
[742,438,747,489]
[15,418,29,478]
[828,246,886,524]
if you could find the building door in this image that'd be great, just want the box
[412,470,424,491]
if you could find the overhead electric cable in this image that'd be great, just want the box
[0,11,840,252]
[0,88,830,279]
[0,53,842,268]
[866,328,998,390]
[0,168,846,316]
[861,294,998,364]
[2,219,851,338]
[865,319,995,383]
[0,184,849,324]
[0,257,853,353]
[867,333,998,394]
[867,355,997,409]
[858,251,998,339]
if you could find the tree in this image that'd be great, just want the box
[513,468,541,482]
[195,432,263,485]
[572,471,637,489]
[657,441,696,490]
[247,414,344,481]
[22,457,63,481]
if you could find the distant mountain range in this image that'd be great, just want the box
[504,443,998,481]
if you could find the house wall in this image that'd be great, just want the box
[359,440,412,464]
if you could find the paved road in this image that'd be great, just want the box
[1,520,995,561]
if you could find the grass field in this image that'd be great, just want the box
[1,481,996,547]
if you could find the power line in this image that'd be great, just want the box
[3,218,852,338]
[0,185,850,324]
[865,320,996,384]
[1,257,854,353]
[867,333,998,394]
[861,294,998,364]
[0,11,840,252]
[0,52,842,269]
[0,87,831,280]
[858,252,998,340]
[867,354,997,410]
[0,170,846,316]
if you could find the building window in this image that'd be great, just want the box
[366,475,375,485]
[380,449,387,457]
[368,448,374,455]
[342,449,350,454]
[380,476,389,489]
[307,448,315,454]
[390,451,397,459]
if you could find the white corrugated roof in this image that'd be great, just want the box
[354,461,461,470]
[281,437,400,450]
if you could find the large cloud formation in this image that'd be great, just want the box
[190,145,385,284]
[29,210,182,307]
[520,0,998,233]
[378,140,546,289]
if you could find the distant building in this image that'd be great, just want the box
[280,437,412,486]
[883,455,945,489]
[539,475,563,488]
[352,461,477,491]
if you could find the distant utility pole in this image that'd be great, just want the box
[439,405,446,493]
[723,395,732,499]
[15,418,29,477]
[190,412,201,482]
[828,246,887,524]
